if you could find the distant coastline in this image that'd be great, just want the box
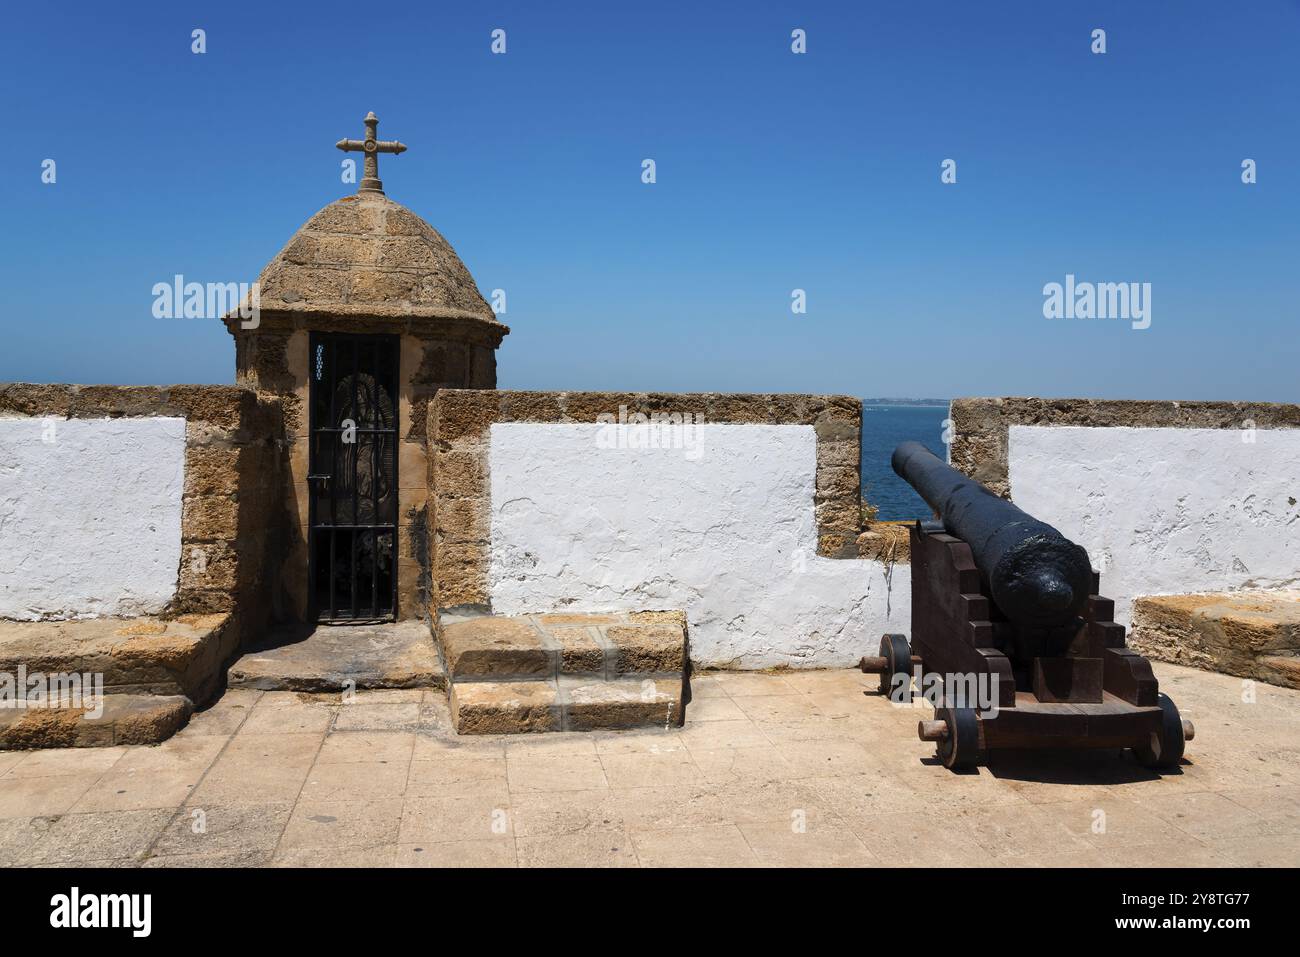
[862,398,949,408]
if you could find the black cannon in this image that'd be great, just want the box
[860,442,1192,771]
[892,440,1093,665]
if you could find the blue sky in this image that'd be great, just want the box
[2,1,1296,401]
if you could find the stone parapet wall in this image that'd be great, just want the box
[429,390,864,612]
[949,397,1300,498]
[0,383,285,635]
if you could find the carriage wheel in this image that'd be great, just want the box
[878,634,913,702]
[1133,693,1188,769]
[935,705,981,770]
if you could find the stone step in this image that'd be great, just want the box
[0,694,193,749]
[436,611,691,734]
[228,620,445,692]
[1130,590,1300,689]
[450,676,685,734]
[439,612,686,682]
[0,614,234,704]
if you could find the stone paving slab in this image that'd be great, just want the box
[0,662,1297,867]
[228,621,444,692]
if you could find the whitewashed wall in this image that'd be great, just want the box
[488,422,907,668]
[1009,425,1300,626]
[0,417,186,620]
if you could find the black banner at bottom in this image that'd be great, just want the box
[0,866,1277,942]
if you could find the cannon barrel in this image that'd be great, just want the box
[891,441,1092,628]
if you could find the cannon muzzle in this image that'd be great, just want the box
[892,441,1092,629]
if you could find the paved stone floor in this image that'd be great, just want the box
[1,662,1297,867]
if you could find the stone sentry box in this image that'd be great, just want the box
[223,190,509,622]
[0,383,282,646]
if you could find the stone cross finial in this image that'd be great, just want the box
[336,112,407,194]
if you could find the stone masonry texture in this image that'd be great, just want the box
[1131,591,1300,689]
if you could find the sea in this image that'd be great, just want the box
[859,404,949,520]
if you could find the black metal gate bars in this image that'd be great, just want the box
[307,332,399,621]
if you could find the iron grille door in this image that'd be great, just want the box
[307,332,399,622]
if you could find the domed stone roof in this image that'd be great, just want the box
[249,190,503,326]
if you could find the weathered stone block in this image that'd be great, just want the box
[170,587,234,616]
[818,533,857,558]
[557,391,633,424]
[412,341,471,389]
[399,522,428,568]
[261,265,351,307]
[563,677,684,731]
[498,391,565,422]
[816,439,859,469]
[433,446,488,497]
[378,237,440,269]
[549,626,604,675]
[112,695,194,745]
[164,385,250,431]
[183,445,241,496]
[383,204,429,237]
[605,622,686,674]
[183,493,240,542]
[1130,591,1300,689]
[0,708,95,749]
[626,610,687,629]
[450,680,560,734]
[806,395,862,421]
[815,464,860,500]
[469,346,497,389]
[348,270,418,304]
[0,615,230,704]
[69,385,168,418]
[766,394,809,423]
[434,497,489,545]
[433,542,489,608]
[814,418,858,443]
[309,198,380,233]
[441,616,553,679]
[177,540,239,594]
[855,523,912,563]
[814,496,860,534]
[706,394,773,423]
[432,391,498,442]
[0,383,74,417]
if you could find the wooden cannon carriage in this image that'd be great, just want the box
[860,443,1193,771]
